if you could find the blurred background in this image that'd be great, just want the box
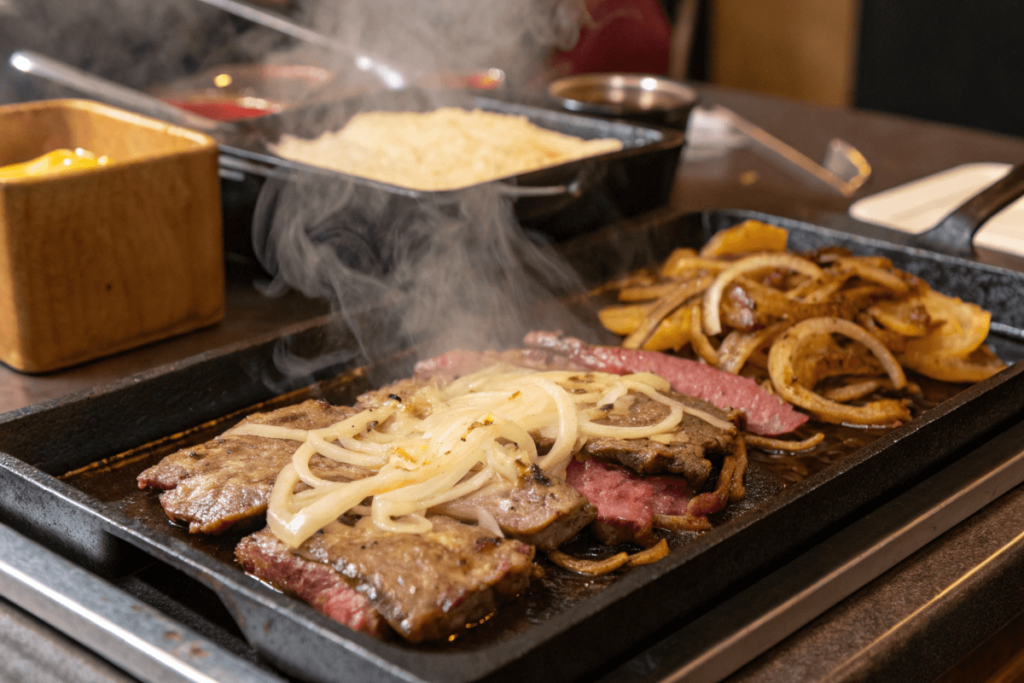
[0,0,1021,136]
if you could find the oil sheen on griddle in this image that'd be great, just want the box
[60,373,964,649]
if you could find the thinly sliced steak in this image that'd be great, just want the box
[565,458,697,546]
[235,529,389,639]
[434,465,597,550]
[582,390,738,485]
[137,400,366,534]
[418,348,739,486]
[523,331,809,436]
[291,516,537,643]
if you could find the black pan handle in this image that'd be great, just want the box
[495,181,581,199]
[495,162,606,200]
[218,154,293,180]
[911,162,1024,258]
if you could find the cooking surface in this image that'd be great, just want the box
[3,83,1024,682]
[4,208,1023,683]
[53,249,977,657]
[61,416,788,652]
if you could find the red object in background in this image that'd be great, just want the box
[163,99,277,121]
[551,0,673,76]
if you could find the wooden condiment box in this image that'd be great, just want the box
[0,99,224,373]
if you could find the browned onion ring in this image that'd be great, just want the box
[689,304,719,365]
[744,432,825,452]
[768,317,911,425]
[547,550,630,575]
[821,378,896,403]
[717,321,792,374]
[653,513,713,532]
[622,275,713,350]
[727,438,748,503]
[703,253,824,335]
[628,539,670,566]
[832,257,909,295]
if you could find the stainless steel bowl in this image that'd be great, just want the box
[547,73,699,129]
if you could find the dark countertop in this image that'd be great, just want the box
[3,83,1024,682]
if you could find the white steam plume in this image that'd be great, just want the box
[253,170,592,377]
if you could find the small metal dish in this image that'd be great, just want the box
[547,72,699,129]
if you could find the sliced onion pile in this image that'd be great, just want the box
[228,365,724,549]
[597,219,1006,429]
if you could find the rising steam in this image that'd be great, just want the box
[252,168,593,378]
[247,0,596,380]
[294,0,585,90]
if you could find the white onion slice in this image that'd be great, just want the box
[703,253,824,335]
[262,365,721,548]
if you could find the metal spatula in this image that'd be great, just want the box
[908,162,1024,258]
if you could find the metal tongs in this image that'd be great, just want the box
[8,50,225,134]
[191,0,408,90]
[704,104,872,197]
[189,0,506,92]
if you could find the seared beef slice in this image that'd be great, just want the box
[580,391,738,487]
[244,517,536,643]
[235,529,389,639]
[434,465,596,550]
[566,458,693,546]
[137,400,365,534]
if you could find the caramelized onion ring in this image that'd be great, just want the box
[653,513,712,532]
[832,257,909,295]
[548,549,630,575]
[820,378,899,403]
[703,254,824,335]
[623,275,713,350]
[689,304,720,365]
[619,282,687,302]
[628,539,670,566]
[728,438,748,503]
[717,321,792,374]
[744,432,825,451]
[768,317,910,425]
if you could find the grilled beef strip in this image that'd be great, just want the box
[138,387,596,540]
[418,348,741,488]
[137,400,369,534]
[583,391,739,484]
[433,464,597,550]
[235,528,390,639]
[523,331,808,435]
[565,453,742,547]
[531,390,738,491]
[566,458,693,546]
[241,516,538,643]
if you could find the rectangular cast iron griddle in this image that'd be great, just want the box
[1,209,1024,683]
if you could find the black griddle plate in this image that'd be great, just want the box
[2,209,1024,683]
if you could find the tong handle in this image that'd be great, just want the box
[912,162,1024,258]
[9,50,224,134]
[706,104,862,196]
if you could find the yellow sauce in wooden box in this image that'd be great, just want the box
[0,148,110,179]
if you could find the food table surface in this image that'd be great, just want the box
[2,83,1024,682]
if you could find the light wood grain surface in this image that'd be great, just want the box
[0,99,224,373]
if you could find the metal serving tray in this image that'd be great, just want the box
[217,90,688,265]
[2,210,1024,683]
